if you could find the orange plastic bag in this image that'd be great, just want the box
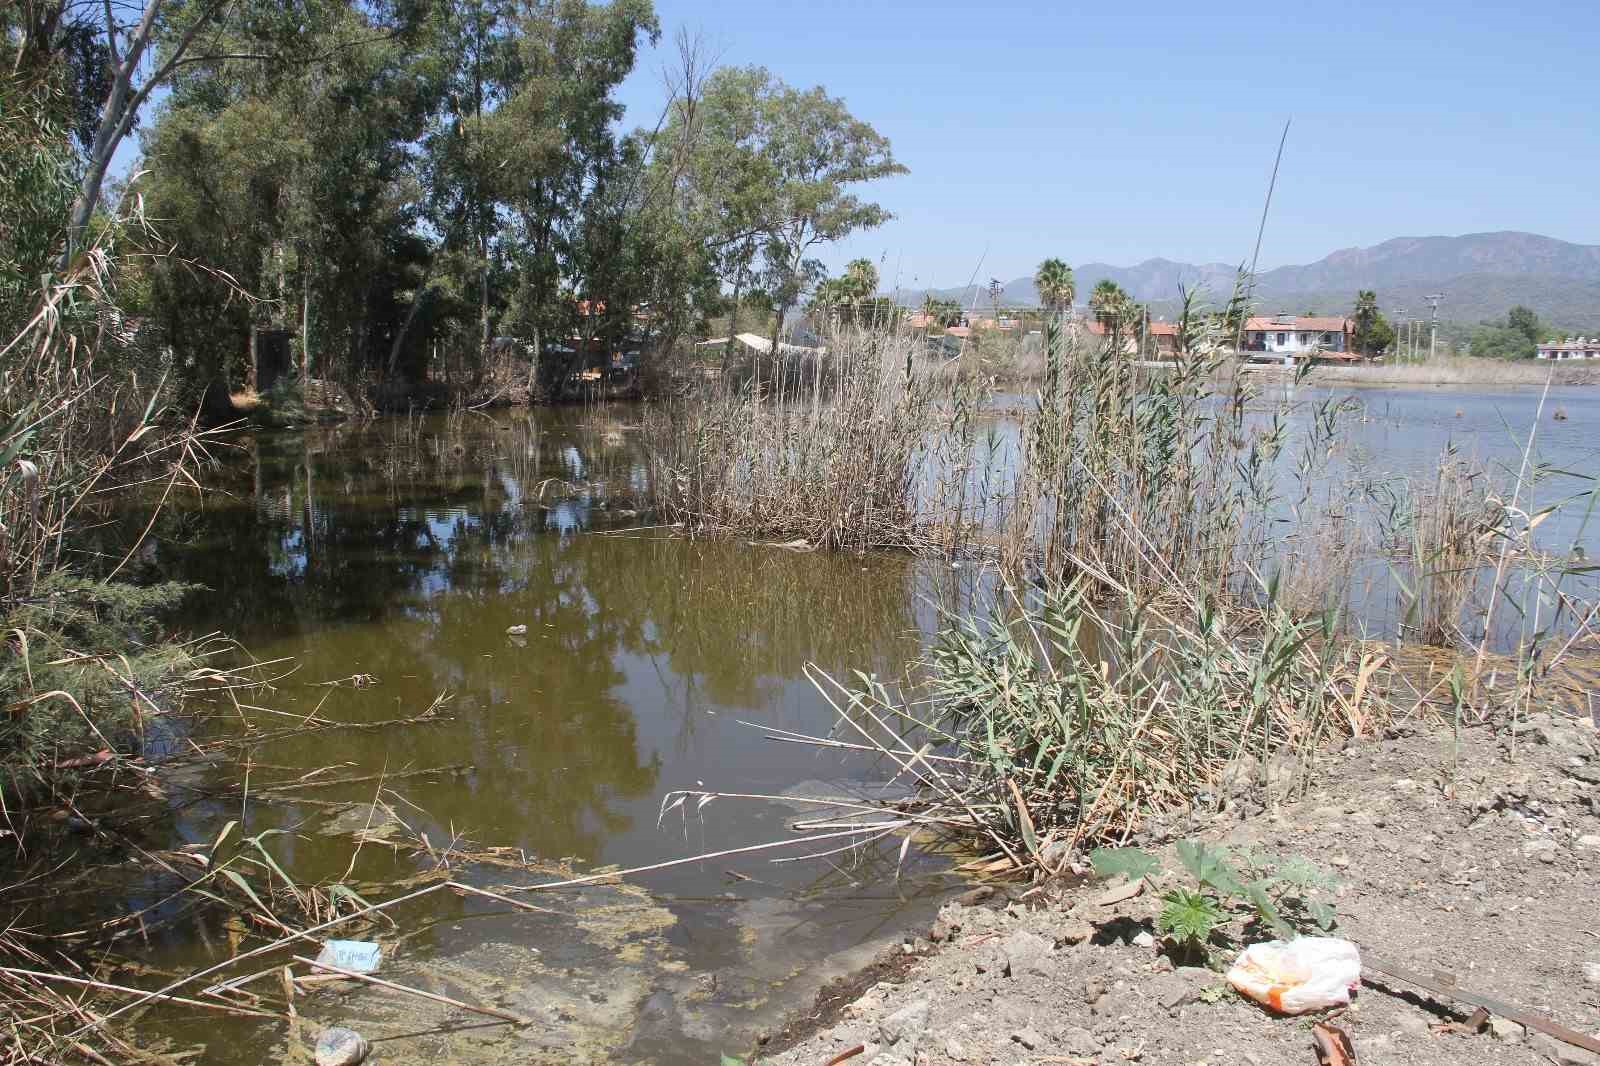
[1226,937,1361,1014]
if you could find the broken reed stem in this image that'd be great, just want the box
[291,956,528,1026]
[506,825,909,894]
[0,967,276,1019]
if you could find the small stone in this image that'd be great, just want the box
[1011,1028,1045,1050]
[1329,854,1351,869]
[1082,977,1105,1004]
[928,919,954,942]
[1488,1016,1525,1042]
[1132,931,1156,949]
[1577,834,1600,853]
[1151,972,1197,1010]
[1583,960,1600,987]
[1394,1011,1432,1038]
[1055,919,1095,945]
[1565,763,1600,785]
[846,991,882,1017]
[1000,929,1055,978]
[1059,1026,1099,1058]
[879,998,931,1047]
[943,1036,968,1062]
[505,624,528,635]
[313,1028,369,1066]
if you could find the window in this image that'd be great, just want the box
[1276,332,1286,346]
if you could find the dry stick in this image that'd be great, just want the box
[75,880,452,1035]
[1470,373,1552,704]
[0,968,276,1019]
[249,764,469,794]
[748,723,998,768]
[290,956,528,1026]
[506,825,904,895]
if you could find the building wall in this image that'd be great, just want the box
[1249,328,1348,353]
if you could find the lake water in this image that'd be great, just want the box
[41,383,1600,1061]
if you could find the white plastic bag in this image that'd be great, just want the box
[1226,937,1361,1014]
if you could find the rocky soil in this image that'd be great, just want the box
[762,708,1600,1066]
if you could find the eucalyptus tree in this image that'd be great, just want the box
[133,0,440,389]
[748,77,905,354]
[489,0,660,393]
[653,66,903,357]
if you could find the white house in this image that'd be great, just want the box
[1242,315,1355,356]
[1536,336,1600,360]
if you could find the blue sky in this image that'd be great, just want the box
[612,0,1600,287]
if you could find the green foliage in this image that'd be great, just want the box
[1469,322,1536,360]
[1,573,198,792]
[1089,841,1340,965]
[1089,846,1161,882]
[1351,290,1395,355]
[654,65,905,351]
[1034,258,1075,315]
[1506,305,1542,344]
[1156,887,1228,958]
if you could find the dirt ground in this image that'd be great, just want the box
[762,708,1600,1066]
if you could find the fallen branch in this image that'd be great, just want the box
[1364,953,1600,1055]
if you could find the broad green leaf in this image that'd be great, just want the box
[1089,846,1160,882]
[1176,840,1244,896]
[1244,879,1290,938]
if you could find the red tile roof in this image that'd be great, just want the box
[1244,316,1351,332]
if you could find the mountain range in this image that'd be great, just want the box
[896,232,1600,332]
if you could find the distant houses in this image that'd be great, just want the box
[1242,314,1355,356]
[1536,336,1600,360]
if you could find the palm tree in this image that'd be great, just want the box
[809,277,851,324]
[844,258,879,304]
[1089,279,1128,327]
[1352,290,1379,353]
[1034,258,1075,318]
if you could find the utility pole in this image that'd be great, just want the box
[1394,307,1407,362]
[1425,294,1444,362]
[988,277,1004,325]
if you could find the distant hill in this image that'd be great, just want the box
[894,232,1600,331]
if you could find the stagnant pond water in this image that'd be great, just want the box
[51,383,1599,1062]
[94,407,970,1064]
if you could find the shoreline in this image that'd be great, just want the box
[756,709,1600,1066]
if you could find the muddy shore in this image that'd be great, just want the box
[758,709,1600,1066]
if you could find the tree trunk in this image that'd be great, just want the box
[300,255,312,387]
[527,324,542,404]
[386,260,437,379]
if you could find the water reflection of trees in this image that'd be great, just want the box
[92,411,929,865]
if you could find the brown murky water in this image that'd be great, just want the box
[94,408,969,1063]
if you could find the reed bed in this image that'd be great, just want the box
[645,327,996,554]
[1310,355,1594,387]
[785,570,1398,869]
